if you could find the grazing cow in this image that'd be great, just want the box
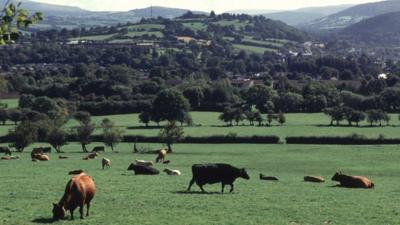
[102,158,111,169]
[36,154,50,161]
[163,160,171,164]
[91,146,105,153]
[163,168,181,176]
[135,159,153,167]
[187,163,250,193]
[259,174,279,181]
[0,146,12,156]
[155,149,167,163]
[69,170,85,175]
[59,155,68,159]
[52,173,96,220]
[127,163,159,175]
[304,176,325,183]
[331,171,374,189]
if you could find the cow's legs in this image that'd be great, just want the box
[221,183,225,193]
[229,183,234,193]
[70,209,74,220]
[86,202,91,217]
[199,185,205,193]
[187,179,195,191]
[79,204,84,219]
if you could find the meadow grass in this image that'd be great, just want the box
[0,143,399,225]
[233,44,276,54]
[0,112,400,140]
[0,98,18,109]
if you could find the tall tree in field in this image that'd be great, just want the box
[152,89,190,122]
[75,122,95,152]
[101,118,123,152]
[47,126,67,153]
[159,121,184,153]
[9,120,37,152]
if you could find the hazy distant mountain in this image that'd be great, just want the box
[260,4,354,26]
[226,9,281,15]
[341,11,400,45]
[304,0,400,30]
[17,0,206,29]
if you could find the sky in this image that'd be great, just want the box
[29,0,381,12]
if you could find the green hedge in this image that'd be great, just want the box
[286,136,400,145]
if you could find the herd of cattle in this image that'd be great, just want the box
[0,145,375,221]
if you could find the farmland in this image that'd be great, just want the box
[0,143,399,225]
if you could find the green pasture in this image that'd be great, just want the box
[126,31,164,38]
[0,98,18,109]
[0,143,399,224]
[69,34,117,41]
[0,112,400,140]
[181,22,207,31]
[233,44,276,54]
[212,20,249,30]
[125,23,165,31]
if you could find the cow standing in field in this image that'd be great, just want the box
[52,173,96,220]
[187,163,250,193]
[102,158,111,169]
[155,149,167,163]
[331,171,374,188]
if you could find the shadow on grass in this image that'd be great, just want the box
[31,218,54,224]
[315,124,394,128]
[172,190,223,195]
[126,126,162,130]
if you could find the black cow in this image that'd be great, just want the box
[91,146,105,153]
[43,147,51,153]
[127,163,159,175]
[187,163,250,193]
[0,146,11,156]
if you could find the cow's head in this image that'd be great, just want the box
[52,203,65,220]
[240,168,250,180]
[331,171,343,181]
[127,163,135,171]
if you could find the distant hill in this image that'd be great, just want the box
[226,9,281,15]
[304,0,400,30]
[17,0,206,29]
[341,11,400,45]
[261,4,353,26]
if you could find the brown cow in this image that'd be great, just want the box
[155,149,167,163]
[31,147,45,159]
[36,154,50,161]
[304,176,325,183]
[331,171,374,188]
[52,173,96,220]
[102,158,111,169]
[68,170,85,175]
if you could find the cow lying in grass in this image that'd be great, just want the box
[163,168,181,176]
[331,171,374,188]
[304,176,325,183]
[187,163,250,193]
[52,172,96,220]
[135,159,153,167]
[259,174,279,181]
[127,163,159,175]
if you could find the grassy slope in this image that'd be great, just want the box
[0,143,399,225]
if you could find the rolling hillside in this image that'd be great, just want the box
[341,11,400,45]
[262,4,353,26]
[17,0,206,29]
[304,0,400,30]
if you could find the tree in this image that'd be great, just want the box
[159,121,184,153]
[323,106,344,126]
[101,118,123,151]
[47,127,67,153]
[245,111,256,126]
[73,111,91,124]
[75,122,95,152]
[139,111,151,127]
[245,84,276,111]
[232,108,244,126]
[0,108,8,125]
[277,112,286,126]
[254,110,263,126]
[267,112,276,126]
[343,108,365,127]
[8,109,22,125]
[219,107,235,126]
[183,87,204,109]
[366,110,385,126]
[383,113,391,126]
[0,3,43,45]
[152,89,190,122]
[9,120,37,152]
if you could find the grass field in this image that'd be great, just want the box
[0,112,400,140]
[0,143,399,224]
[233,44,276,54]
[70,34,117,41]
